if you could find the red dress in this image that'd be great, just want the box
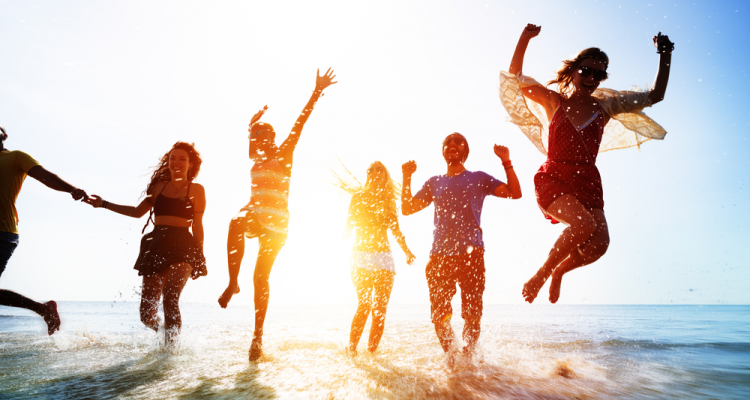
[534,105,606,223]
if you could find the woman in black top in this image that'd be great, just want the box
[87,142,207,345]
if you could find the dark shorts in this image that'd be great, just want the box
[425,247,485,324]
[134,225,207,279]
[0,232,20,279]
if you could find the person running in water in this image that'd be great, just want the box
[337,161,416,354]
[499,24,673,303]
[401,134,521,355]
[0,126,88,335]
[218,68,336,361]
[87,142,207,345]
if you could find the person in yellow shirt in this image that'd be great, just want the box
[0,126,88,335]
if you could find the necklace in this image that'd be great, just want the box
[170,181,188,201]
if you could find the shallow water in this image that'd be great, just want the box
[1,303,748,399]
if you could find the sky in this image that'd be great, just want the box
[1,0,748,306]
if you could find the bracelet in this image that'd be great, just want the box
[102,200,108,209]
[502,160,512,167]
[504,165,514,171]
[656,43,675,54]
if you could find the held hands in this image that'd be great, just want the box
[494,145,511,163]
[71,188,89,202]
[402,160,417,176]
[315,68,338,91]
[653,32,675,54]
[250,105,268,126]
[85,194,105,208]
[521,23,541,40]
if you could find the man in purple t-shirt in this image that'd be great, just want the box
[401,132,522,354]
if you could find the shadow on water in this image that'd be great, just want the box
[176,365,276,400]
[10,355,171,400]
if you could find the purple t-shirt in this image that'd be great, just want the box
[414,170,503,255]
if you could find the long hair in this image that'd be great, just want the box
[141,141,203,233]
[547,47,609,99]
[331,159,400,216]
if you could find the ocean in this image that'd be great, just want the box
[0,302,748,399]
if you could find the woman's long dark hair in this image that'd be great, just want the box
[141,141,203,233]
[547,47,609,99]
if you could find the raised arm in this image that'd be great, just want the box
[389,216,416,265]
[277,68,337,160]
[401,161,429,216]
[27,166,88,201]
[648,32,674,105]
[247,105,268,160]
[508,24,559,115]
[492,145,522,199]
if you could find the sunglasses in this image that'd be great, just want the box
[367,167,384,175]
[250,129,274,138]
[577,65,608,81]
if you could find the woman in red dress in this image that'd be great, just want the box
[500,24,674,303]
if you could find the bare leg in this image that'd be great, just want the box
[140,274,165,332]
[523,195,598,303]
[462,318,481,353]
[367,270,394,353]
[162,263,192,345]
[219,212,262,308]
[549,209,610,303]
[434,317,456,353]
[249,234,284,361]
[0,290,60,335]
[349,268,374,353]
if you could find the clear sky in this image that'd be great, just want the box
[1,0,748,305]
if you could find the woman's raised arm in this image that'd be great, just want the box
[508,24,558,113]
[648,32,674,105]
[278,68,337,160]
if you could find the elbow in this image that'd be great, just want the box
[512,191,523,200]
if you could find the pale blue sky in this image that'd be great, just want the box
[1,0,748,305]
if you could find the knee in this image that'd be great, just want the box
[573,213,598,239]
[580,235,610,263]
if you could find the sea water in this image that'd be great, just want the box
[1,303,748,399]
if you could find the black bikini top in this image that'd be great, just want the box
[153,182,194,220]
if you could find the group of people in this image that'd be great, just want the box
[0,25,673,362]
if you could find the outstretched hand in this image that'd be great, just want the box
[250,105,268,126]
[494,145,510,162]
[402,160,417,176]
[71,188,88,202]
[406,252,416,266]
[315,68,337,91]
[521,23,541,40]
[85,194,105,208]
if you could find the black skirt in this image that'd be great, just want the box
[134,225,207,279]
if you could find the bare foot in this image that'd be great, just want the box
[522,273,547,303]
[218,283,240,309]
[249,337,263,362]
[549,272,563,304]
[40,301,60,335]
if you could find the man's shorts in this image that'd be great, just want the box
[425,247,485,324]
[0,232,20,279]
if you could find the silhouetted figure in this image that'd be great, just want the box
[401,134,521,355]
[0,126,88,335]
[218,68,336,362]
[86,142,207,345]
[337,161,415,354]
[500,24,674,303]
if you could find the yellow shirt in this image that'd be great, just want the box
[0,150,41,234]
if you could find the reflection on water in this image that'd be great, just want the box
[0,303,748,399]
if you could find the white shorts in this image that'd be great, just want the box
[350,251,396,274]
